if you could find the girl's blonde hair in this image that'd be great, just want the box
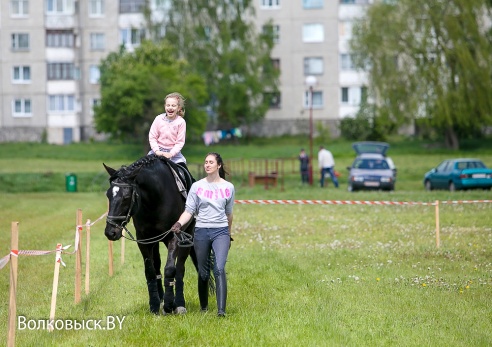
[165,92,186,117]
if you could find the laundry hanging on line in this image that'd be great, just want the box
[202,128,242,146]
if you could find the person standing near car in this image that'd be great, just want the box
[298,148,309,184]
[318,145,339,188]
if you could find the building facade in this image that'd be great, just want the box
[249,0,371,137]
[0,0,371,144]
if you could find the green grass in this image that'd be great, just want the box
[0,138,491,346]
[1,137,492,194]
[0,193,491,346]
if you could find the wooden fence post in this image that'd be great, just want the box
[85,219,91,295]
[435,200,440,248]
[7,222,19,347]
[49,243,63,332]
[108,240,114,277]
[75,209,82,304]
[121,230,125,265]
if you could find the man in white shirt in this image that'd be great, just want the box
[318,146,339,188]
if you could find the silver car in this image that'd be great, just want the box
[347,142,397,192]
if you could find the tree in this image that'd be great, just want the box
[162,0,280,129]
[94,41,208,142]
[350,0,492,149]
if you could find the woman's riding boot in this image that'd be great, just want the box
[216,271,227,317]
[198,278,209,312]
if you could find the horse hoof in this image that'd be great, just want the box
[162,306,172,315]
[174,306,187,315]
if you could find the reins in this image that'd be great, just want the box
[106,181,194,247]
[122,227,193,247]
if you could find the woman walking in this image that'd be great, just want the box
[171,152,235,317]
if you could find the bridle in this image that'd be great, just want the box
[106,181,138,238]
[106,180,193,247]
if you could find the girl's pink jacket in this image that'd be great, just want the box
[148,113,186,157]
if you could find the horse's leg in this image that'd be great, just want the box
[173,221,195,313]
[138,244,161,314]
[174,246,191,311]
[163,238,178,314]
[153,243,164,302]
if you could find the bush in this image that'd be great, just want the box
[339,114,372,141]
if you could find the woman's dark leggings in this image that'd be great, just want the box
[194,226,230,314]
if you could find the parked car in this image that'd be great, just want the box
[423,158,492,191]
[347,142,397,192]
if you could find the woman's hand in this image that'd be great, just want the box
[170,222,182,234]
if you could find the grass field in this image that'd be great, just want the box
[1,139,491,346]
[1,137,492,194]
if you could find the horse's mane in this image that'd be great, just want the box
[112,155,169,180]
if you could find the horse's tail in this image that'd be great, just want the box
[189,246,216,295]
[207,252,216,295]
[189,245,198,271]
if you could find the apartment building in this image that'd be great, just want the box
[0,0,370,144]
[250,0,371,137]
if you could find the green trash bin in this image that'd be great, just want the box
[65,173,77,192]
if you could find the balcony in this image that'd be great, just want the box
[120,0,146,13]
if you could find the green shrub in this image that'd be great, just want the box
[339,113,372,141]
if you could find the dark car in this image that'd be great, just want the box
[347,142,397,192]
[423,158,492,191]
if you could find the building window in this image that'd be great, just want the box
[361,86,368,103]
[46,0,75,14]
[11,0,29,16]
[304,57,323,75]
[341,87,363,105]
[341,87,349,103]
[154,0,170,10]
[262,24,280,44]
[339,21,353,38]
[120,28,146,47]
[302,24,324,43]
[271,58,280,70]
[48,94,75,112]
[260,0,280,8]
[13,98,32,117]
[47,63,75,80]
[90,65,100,84]
[90,33,105,50]
[304,91,323,109]
[340,54,356,70]
[63,128,73,144]
[341,0,370,3]
[89,0,104,16]
[46,30,74,48]
[11,33,29,50]
[265,92,281,109]
[90,98,101,114]
[13,66,31,83]
[119,0,146,13]
[303,0,323,9]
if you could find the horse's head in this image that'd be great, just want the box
[103,163,140,241]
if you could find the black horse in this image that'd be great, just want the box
[103,155,196,315]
